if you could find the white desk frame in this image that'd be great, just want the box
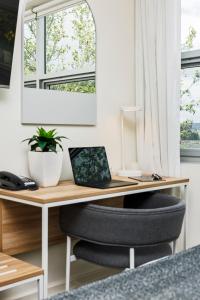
[0,182,188,299]
[0,275,43,300]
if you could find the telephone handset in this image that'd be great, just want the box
[0,171,38,191]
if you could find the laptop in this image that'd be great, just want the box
[68,147,138,189]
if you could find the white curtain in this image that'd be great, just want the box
[135,0,181,176]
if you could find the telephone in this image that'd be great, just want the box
[0,171,38,191]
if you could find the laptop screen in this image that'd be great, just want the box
[69,147,112,185]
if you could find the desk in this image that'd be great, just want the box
[0,252,43,299]
[0,176,189,298]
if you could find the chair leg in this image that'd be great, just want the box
[66,236,71,292]
[172,240,177,255]
[129,248,135,269]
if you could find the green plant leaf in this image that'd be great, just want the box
[55,136,69,140]
[22,138,31,143]
[57,143,63,151]
[48,144,57,153]
[22,127,68,152]
[31,143,38,151]
[38,141,47,151]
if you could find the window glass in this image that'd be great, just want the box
[24,1,96,95]
[182,0,200,51]
[46,79,95,93]
[181,67,200,150]
[24,20,37,75]
[45,2,96,74]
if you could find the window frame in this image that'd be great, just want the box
[181,49,200,158]
[43,74,95,91]
[23,0,96,93]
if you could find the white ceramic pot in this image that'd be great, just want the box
[28,151,63,188]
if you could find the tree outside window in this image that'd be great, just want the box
[181,0,200,152]
[24,1,96,94]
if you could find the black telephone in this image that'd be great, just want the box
[0,171,38,191]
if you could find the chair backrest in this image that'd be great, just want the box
[60,194,185,247]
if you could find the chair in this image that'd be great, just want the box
[59,192,185,291]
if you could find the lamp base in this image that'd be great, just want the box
[117,169,142,177]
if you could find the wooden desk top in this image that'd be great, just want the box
[0,252,43,287]
[0,176,189,205]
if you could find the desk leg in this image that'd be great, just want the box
[42,206,49,299]
[183,185,188,250]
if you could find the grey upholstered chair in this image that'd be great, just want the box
[60,192,185,291]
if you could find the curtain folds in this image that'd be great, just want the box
[135,0,181,176]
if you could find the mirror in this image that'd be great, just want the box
[22,0,96,125]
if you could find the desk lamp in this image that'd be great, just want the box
[118,106,142,177]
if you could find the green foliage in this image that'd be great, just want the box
[181,120,192,132]
[46,11,69,73]
[49,80,95,93]
[182,26,197,50]
[24,2,96,93]
[71,3,96,69]
[24,20,37,75]
[181,65,200,118]
[181,28,200,117]
[180,30,200,142]
[180,120,199,141]
[22,128,68,153]
[45,3,95,73]
[180,100,200,114]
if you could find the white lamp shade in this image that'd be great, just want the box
[118,105,143,176]
[121,106,142,113]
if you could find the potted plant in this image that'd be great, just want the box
[23,128,68,188]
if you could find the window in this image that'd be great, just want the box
[45,79,96,93]
[181,0,200,157]
[24,20,36,76]
[24,0,96,94]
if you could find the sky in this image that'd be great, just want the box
[182,0,200,50]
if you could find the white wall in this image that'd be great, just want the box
[181,162,200,248]
[0,0,135,299]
